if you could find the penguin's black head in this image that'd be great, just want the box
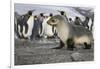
[50,13,53,17]
[40,13,44,17]
[69,18,72,21]
[86,16,89,20]
[60,11,65,15]
[28,11,33,15]
[34,15,37,18]
[76,17,79,19]
[34,15,37,20]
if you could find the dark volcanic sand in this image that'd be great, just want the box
[14,38,94,65]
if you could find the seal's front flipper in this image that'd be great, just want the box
[52,40,64,49]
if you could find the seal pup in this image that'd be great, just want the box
[47,15,93,50]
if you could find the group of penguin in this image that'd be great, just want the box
[15,10,55,40]
[14,10,93,41]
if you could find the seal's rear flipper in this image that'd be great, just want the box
[84,42,91,49]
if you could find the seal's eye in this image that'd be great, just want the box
[52,19,56,22]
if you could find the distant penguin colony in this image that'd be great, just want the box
[58,11,93,32]
[47,15,93,50]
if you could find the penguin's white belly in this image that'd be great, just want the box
[18,25,21,36]
[45,23,53,36]
[23,16,34,38]
[14,17,17,26]
[42,17,54,37]
[88,18,92,30]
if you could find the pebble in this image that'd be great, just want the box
[70,52,84,61]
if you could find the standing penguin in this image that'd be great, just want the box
[58,10,68,21]
[14,12,21,38]
[22,11,33,34]
[30,15,40,40]
[37,13,45,36]
[16,13,25,39]
[18,10,35,39]
[82,16,90,29]
[41,13,55,38]
[90,13,94,31]
[74,16,83,26]
[69,18,74,25]
[88,18,93,31]
[47,15,93,50]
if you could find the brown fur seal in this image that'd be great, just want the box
[47,15,93,50]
